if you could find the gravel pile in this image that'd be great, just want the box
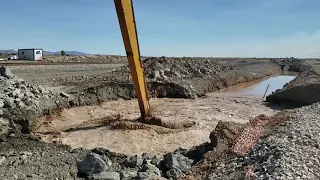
[270,58,308,72]
[43,55,129,63]
[77,148,199,180]
[206,103,320,180]
[0,66,68,136]
[0,135,201,180]
[142,57,231,80]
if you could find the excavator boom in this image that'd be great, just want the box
[114,0,150,119]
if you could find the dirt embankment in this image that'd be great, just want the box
[266,65,320,105]
[0,58,282,140]
[64,57,281,106]
[271,58,309,72]
[42,55,129,63]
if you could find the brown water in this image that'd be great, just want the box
[220,72,298,97]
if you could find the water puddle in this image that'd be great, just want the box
[220,72,298,97]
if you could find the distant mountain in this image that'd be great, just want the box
[0,49,16,54]
[0,49,90,55]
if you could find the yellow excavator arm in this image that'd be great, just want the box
[114,0,150,119]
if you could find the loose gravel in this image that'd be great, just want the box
[206,103,320,180]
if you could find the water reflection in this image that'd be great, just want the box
[219,72,297,97]
[242,75,296,96]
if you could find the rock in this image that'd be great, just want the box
[12,89,23,99]
[209,120,243,147]
[60,92,70,98]
[137,172,150,179]
[77,153,107,176]
[166,168,183,180]
[119,169,138,180]
[3,97,15,108]
[141,163,161,176]
[0,156,6,166]
[19,84,27,90]
[137,172,164,179]
[101,155,113,167]
[20,151,33,156]
[7,92,15,98]
[154,70,160,79]
[150,155,163,167]
[0,66,13,78]
[124,155,143,168]
[31,88,40,95]
[92,171,120,180]
[24,91,34,98]
[165,153,193,173]
[141,153,154,164]
[0,100,4,108]
[0,118,10,136]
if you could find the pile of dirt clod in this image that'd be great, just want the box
[0,66,70,137]
[67,57,281,104]
[183,113,285,180]
[42,55,130,63]
[271,58,308,72]
[142,57,231,79]
[267,66,320,105]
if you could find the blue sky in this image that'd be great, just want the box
[1,0,320,57]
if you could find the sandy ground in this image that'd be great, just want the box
[33,92,278,156]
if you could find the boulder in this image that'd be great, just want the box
[165,153,193,173]
[141,163,161,176]
[100,155,113,167]
[166,168,183,180]
[209,121,243,147]
[124,155,143,168]
[119,169,138,180]
[0,66,14,79]
[150,155,163,167]
[77,153,107,177]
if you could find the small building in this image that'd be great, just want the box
[18,49,43,61]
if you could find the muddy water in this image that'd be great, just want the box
[220,72,298,97]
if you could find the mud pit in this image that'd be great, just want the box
[33,93,277,155]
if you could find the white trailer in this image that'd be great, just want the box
[18,49,43,61]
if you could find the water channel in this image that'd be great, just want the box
[220,72,298,97]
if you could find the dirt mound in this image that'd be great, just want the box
[142,57,231,79]
[0,66,71,137]
[183,113,284,179]
[209,121,243,148]
[43,55,129,63]
[267,66,320,105]
[66,57,281,105]
[271,58,308,72]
